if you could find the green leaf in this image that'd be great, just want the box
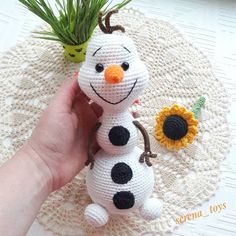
[33,36,61,42]
[19,0,132,45]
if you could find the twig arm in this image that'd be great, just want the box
[133,120,157,166]
[85,122,101,169]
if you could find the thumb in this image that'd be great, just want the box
[50,79,81,113]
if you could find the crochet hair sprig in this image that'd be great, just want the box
[98,10,125,34]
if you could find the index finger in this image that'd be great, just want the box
[50,78,81,113]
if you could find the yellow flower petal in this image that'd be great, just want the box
[154,102,199,150]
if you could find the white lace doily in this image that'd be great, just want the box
[0,8,231,235]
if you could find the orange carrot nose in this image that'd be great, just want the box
[104,65,124,84]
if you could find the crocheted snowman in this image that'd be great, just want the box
[78,11,163,227]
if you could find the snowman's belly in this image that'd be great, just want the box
[97,112,138,155]
[86,147,154,215]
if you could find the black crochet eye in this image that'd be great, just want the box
[95,63,104,73]
[121,62,129,71]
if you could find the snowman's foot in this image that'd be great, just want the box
[84,203,109,227]
[139,198,163,221]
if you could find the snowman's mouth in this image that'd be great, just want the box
[90,79,137,105]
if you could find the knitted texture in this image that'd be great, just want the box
[155,104,199,150]
[79,34,148,113]
[0,8,231,235]
[162,115,188,140]
[79,32,160,224]
[191,96,206,119]
[86,147,154,215]
[139,197,163,221]
[111,162,133,184]
[84,204,109,227]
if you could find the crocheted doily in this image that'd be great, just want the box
[0,8,231,235]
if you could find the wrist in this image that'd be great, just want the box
[0,142,53,235]
[19,141,53,195]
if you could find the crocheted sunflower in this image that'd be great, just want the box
[155,97,205,150]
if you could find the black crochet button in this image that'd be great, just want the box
[111,162,133,184]
[95,63,104,73]
[108,126,130,146]
[113,191,135,209]
[121,62,129,71]
[163,115,188,140]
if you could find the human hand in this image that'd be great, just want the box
[24,77,102,192]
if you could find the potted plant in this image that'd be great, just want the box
[19,0,131,63]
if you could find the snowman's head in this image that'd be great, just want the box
[78,34,149,113]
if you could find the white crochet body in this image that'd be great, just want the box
[97,111,138,155]
[78,33,162,227]
[86,146,154,215]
